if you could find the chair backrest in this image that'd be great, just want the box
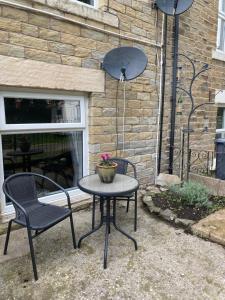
[109,157,137,178]
[3,174,38,209]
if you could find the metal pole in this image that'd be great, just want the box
[158,14,168,175]
[168,15,179,174]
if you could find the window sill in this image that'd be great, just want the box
[212,50,225,62]
[34,0,119,28]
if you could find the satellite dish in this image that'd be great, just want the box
[156,0,194,16]
[102,47,148,81]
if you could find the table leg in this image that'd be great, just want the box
[78,217,104,248]
[22,155,26,172]
[27,154,31,172]
[112,198,137,250]
[103,198,111,268]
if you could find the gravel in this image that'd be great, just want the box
[1,202,225,300]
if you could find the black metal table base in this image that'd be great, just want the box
[78,197,137,269]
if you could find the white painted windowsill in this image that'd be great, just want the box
[212,49,225,62]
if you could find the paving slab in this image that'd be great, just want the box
[1,205,225,299]
[191,208,225,246]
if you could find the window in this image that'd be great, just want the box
[0,92,88,214]
[216,107,225,138]
[74,0,96,8]
[217,0,225,52]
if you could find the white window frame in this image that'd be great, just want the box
[217,0,225,53]
[0,91,89,217]
[72,0,98,9]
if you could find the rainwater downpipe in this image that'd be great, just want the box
[168,15,179,174]
[156,13,168,176]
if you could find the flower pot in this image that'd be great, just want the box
[96,163,117,183]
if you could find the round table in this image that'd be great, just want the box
[6,149,43,172]
[78,173,139,269]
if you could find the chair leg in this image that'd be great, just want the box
[92,195,96,230]
[134,191,137,232]
[126,198,130,213]
[69,213,76,249]
[27,228,38,281]
[3,220,12,255]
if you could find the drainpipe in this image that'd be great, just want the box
[157,14,168,175]
[168,15,179,174]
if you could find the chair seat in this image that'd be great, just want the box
[14,203,71,230]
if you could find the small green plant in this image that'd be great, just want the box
[169,181,211,208]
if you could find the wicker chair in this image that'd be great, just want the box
[92,158,137,231]
[2,172,76,281]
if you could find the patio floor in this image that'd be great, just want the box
[1,202,225,300]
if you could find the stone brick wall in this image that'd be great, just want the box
[160,0,222,176]
[0,0,223,193]
[0,0,162,190]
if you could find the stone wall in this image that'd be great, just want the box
[0,0,162,193]
[160,0,222,176]
[0,0,223,200]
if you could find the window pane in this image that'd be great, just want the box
[217,18,225,51]
[77,0,94,5]
[4,98,81,124]
[217,107,224,129]
[2,131,83,203]
[221,0,225,13]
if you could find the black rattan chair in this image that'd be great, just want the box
[2,172,76,281]
[92,158,137,231]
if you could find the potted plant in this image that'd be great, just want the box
[96,153,117,183]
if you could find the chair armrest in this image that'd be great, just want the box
[129,161,137,178]
[2,185,31,228]
[32,173,72,209]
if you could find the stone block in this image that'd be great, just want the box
[48,42,74,55]
[75,47,92,58]
[0,17,21,33]
[21,23,39,37]
[0,31,8,43]
[81,28,107,42]
[29,13,50,28]
[39,28,61,42]
[10,33,48,51]
[109,1,126,13]
[82,58,99,69]
[0,43,24,58]
[131,26,146,37]
[156,173,182,187]
[100,143,116,152]
[2,6,28,22]
[0,55,105,93]
[61,55,81,67]
[191,209,225,247]
[25,48,61,64]
[51,19,80,35]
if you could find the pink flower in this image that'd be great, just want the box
[99,153,112,165]
[100,153,111,161]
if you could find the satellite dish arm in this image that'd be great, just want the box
[120,67,127,81]
[173,0,179,15]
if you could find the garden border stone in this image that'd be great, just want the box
[142,192,195,229]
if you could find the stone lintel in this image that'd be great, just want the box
[0,55,105,93]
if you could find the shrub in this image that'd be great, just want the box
[169,181,211,208]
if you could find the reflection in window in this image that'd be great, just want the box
[76,0,95,6]
[4,98,81,124]
[2,132,83,203]
[217,0,225,52]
